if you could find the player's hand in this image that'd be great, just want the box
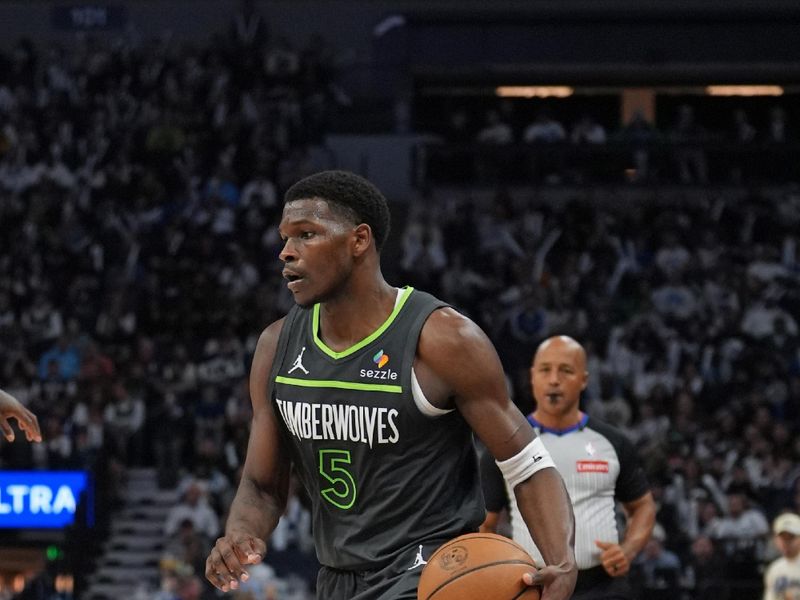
[522,562,577,600]
[0,392,42,443]
[595,540,630,577]
[205,532,266,592]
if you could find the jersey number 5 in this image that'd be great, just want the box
[318,449,357,509]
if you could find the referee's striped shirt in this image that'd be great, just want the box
[480,413,650,570]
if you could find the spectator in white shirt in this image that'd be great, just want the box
[165,480,220,541]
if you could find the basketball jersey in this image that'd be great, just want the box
[268,287,485,570]
[483,414,649,570]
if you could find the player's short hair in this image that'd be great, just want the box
[284,170,391,251]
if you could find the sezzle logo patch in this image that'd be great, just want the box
[373,349,390,368]
[360,349,398,380]
[576,460,609,473]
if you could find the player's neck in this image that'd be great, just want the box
[532,409,584,432]
[317,274,397,352]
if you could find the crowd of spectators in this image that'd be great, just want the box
[399,183,800,598]
[426,100,796,185]
[0,2,342,596]
[1,7,799,600]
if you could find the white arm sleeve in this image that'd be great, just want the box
[496,437,556,490]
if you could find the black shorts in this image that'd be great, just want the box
[316,541,443,600]
[571,565,634,600]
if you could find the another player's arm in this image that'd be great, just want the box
[478,445,507,533]
[0,388,41,443]
[596,492,656,577]
[479,511,500,534]
[417,308,577,600]
[205,319,292,593]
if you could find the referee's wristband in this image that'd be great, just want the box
[496,437,556,489]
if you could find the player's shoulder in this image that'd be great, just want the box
[255,302,310,347]
[257,317,287,347]
[421,305,489,348]
[419,307,501,376]
[252,316,290,363]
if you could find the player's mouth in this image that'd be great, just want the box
[283,270,305,291]
[547,392,562,403]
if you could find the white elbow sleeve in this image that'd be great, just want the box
[496,437,556,490]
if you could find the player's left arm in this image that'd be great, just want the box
[417,308,577,600]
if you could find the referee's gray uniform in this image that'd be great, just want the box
[481,413,650,600]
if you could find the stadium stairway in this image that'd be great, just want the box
[82,467,178,600]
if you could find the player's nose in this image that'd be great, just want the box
[279,239,297,262]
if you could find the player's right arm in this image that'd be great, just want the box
[205,319,292,593]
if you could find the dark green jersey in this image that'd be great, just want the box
[268,287,484,570]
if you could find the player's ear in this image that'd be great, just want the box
[352,223,373,256]
[581,371,589,391]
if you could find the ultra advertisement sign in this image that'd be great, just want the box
[0,471,91,529]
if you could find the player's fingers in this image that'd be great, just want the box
[528,564,578,579]
[0,419,14,442]
[205,548,230,591]
[19,411,41,442]
[241,536,266,564]
[522,569,541,586]
[523,565,558,586]
[207,540,247,591]
[206,549,243,592]
[205,563,232,591]
[527,566,576,600]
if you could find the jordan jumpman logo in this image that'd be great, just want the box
[288,347,309,374]
[408,545,427,570]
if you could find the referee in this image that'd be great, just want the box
[481,336,656,600]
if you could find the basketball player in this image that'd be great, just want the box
[204,171,577,599]
[0,388,41,443]
[481,336,656,600]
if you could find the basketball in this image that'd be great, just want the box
[417,533,541,600]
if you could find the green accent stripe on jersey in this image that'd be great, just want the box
[312,286,414,360]
[275,376,402,394]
